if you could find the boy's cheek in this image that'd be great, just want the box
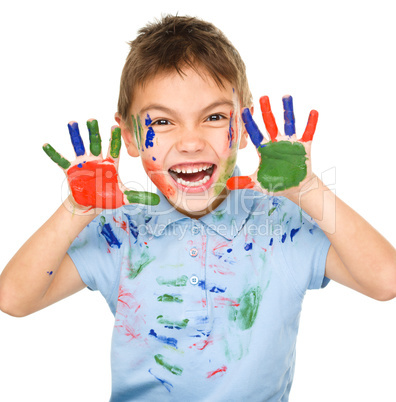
[142,159,176,199]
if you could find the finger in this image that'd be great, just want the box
[241,108,264,148]
[282,95,296,137]
[67,122,85,156]
[259,96,278,142]
[300,110,319,142]
[86,119,102,156]
[109,126,122,159]
[124,190,160,205]
[42,143,71,170]
[226,175,256,190]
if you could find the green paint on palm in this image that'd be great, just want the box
[124,190,160,205]
[257,141,307,191]
[154,354,183,375]
[156,315,189,328]
[156,275,188,287]
[110,127,121,158]
[229,286,262,330]
[128,251,155,279]
[157,294,183,303]
[43,144,71,169]
[86,120,102,156]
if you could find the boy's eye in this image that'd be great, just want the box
[152,119,171,126]
[206,114,225,122]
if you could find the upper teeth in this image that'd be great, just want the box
[170,164,213,174]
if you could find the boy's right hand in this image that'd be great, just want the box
[43,119,160,211]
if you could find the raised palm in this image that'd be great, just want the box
[227,95,318,197]
[43,119,159,210]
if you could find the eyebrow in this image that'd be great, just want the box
[139,99,235,117]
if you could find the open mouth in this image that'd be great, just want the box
[168,163,216,188]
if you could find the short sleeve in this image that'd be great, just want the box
[67,213,125,314]
[274,197,331,292]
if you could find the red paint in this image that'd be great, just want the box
[189,339,213,350]
[206,365,227,378]
[113,217,128,232]
[214,296,240,307]
[260,96,278,142]
[144,159,176,198]
[67,158,125,209]
[226,176,255,190]
[301,110,318,142]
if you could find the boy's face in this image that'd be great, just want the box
[120,67,248,217]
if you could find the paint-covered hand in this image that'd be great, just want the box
[43,120,160,210]
[227,95,318,197]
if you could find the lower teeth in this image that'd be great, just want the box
[177,175,211,187]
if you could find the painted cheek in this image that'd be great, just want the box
[67,158,125,209]
[143,159,176,199]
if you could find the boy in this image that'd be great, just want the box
[0,14,395,401]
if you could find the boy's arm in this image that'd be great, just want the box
[0,197,95,317]
[0,120,160,317]
[228,95,396,300]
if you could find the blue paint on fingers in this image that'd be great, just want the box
[282,96,296,137]
[242,108,263,148]
[68,122,85,156]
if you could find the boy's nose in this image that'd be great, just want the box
[175,129,205,153]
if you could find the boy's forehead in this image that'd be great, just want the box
[131,67,241,113]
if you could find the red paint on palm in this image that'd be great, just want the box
[67,158,125,209]
[260,96,278,142]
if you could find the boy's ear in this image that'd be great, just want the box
[238,106,254,150]
[114,112,140,157]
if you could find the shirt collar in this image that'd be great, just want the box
[144,167,265,240]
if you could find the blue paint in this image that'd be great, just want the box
[145,114,155,148]
[269,238,273,246]
[77,163,83,168]
[241,108,263,148]
[152,157,156,161]
[145,215,153,223]
[209,286,226,293]
[125,214,139,240]
[198,280,206,290]
[282,96,295,136]
[227,248,232,253]
[148,369,173,392]
[47,271,53,276]
[281,232,287,243]
[244,242,253,251]
[290,227,301,242]
[101,223,122,248]
[149,329,178,348]
[228,111,234,148]
[68,122,85,156]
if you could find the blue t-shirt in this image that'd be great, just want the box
[68,187,330,401]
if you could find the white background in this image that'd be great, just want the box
[0,0,395,401]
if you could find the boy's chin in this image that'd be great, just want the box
[167,186,229,218]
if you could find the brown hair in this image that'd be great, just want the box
[117,15,252,123]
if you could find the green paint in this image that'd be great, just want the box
[268,207,276,216]
[137,115,144,146]
[156,275,188,287]
[124,190,160,206]
[43,144,71,169]
[257,141,307,192]
[213,210,226,221]
[154,354,183,375]
[100,216,106,225]
[86,120,102,156]
[228,286,262,330]
[110,127,121,158]
[128,251,155,279]
[156,315,189,329]
[157,294,183,303]
[214,152,237,197]
[131,115,140,150]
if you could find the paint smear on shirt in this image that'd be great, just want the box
[154,354,183,375]
[157,294,183,303]
[128,251,155,279]
[149,329,178,348]
[156,315,189,329]
[148,369,173,392]
[101,223,122,248]
[206,365,227,378]
[228,286,262,330]
[156,275,188,287]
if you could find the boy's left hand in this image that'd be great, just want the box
[227,95,318,199]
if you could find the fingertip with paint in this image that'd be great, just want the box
[241,108,263,148]
[68,121,85,156]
